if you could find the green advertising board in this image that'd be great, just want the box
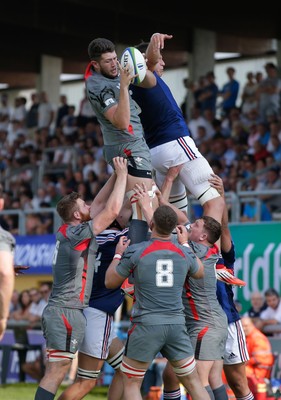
[229,222,281,313]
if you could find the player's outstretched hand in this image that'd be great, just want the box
[209,174,225,197]
[14,265,30,276]
[151,33,173,50]
[132,183,151,210]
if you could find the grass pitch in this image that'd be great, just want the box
[0,383,108,399]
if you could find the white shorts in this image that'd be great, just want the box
[224,320,249,365]
[79,307,117,359]
[150,137,215,201]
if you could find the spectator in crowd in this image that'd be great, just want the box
[26,92,39,139]
[37,91,55,133]
[27,287,48,328]
[9,289,20,314]
[55,94,69,133]
[76,88,97,132]
[60,105,78,141]
[256,288,281,337]
[192,75,206,111]
[258,166,281,215]
[9,289,32,321]
[257,62,281,123]
[243,292,267,324]
[0,92,11,132]
[240,71,259,117]
[39,283,52,303]
[198,71,218,116]
[218,67,240,117]
[180,77,193,120]
[241,316,275,379]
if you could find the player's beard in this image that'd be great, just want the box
[80,210,91,222]
[101,65,118,79]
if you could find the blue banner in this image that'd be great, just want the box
[14,234,56,275]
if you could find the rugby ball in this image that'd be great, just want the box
[120,47,146,85]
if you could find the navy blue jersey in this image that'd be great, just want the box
[89,227,129,315]
[216,241,241,323]
[130,73,191,148]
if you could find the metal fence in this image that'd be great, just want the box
[1,188,280,235]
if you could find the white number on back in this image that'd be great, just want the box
[156,259,174,287]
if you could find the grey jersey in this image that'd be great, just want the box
[85,68,145,145]
[48,222,97,309]
[116,238,200,325]
[183,242,227,329]
[0,225,15,253]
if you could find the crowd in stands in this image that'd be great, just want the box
[0,63,281,236]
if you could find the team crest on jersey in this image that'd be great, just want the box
[135,156,143,165]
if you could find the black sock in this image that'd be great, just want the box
[128,219,148,244]
[213,384,228,400]
[34,386,55,400]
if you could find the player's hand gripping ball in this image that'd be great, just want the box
[120,47,146,85]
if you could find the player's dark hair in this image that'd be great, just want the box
[0,183,3,198]
[153,205,177,236]
[264,288,279,298]
[201,215,221,244]
[88,38,115,61]
[56,192,81,223]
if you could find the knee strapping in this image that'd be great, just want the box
[77,367,100,380]
[107,347,124,370]
[120,360,146,379]
[172,357,196,377]
[46,349,76,362]
[198,186,220,205]
[169,192,188,213]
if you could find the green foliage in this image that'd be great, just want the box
[0,383,108,399]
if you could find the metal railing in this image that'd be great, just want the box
[1,188,281,235]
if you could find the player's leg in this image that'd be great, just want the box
[35,358,72,400]
[162,361,182,400]
[126,173,156,244]
[208,360,228,400]
[107,337,125,400]
[154,170,188,214]
[121,355,150,400]
[34,307,85,400]
[171,136,224,222]
[107,140,155,244]
[58,353,105,400]
[58,308,116,400]
[150,140,188,214]
[170,356,210,400]
[223,321,254,399]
